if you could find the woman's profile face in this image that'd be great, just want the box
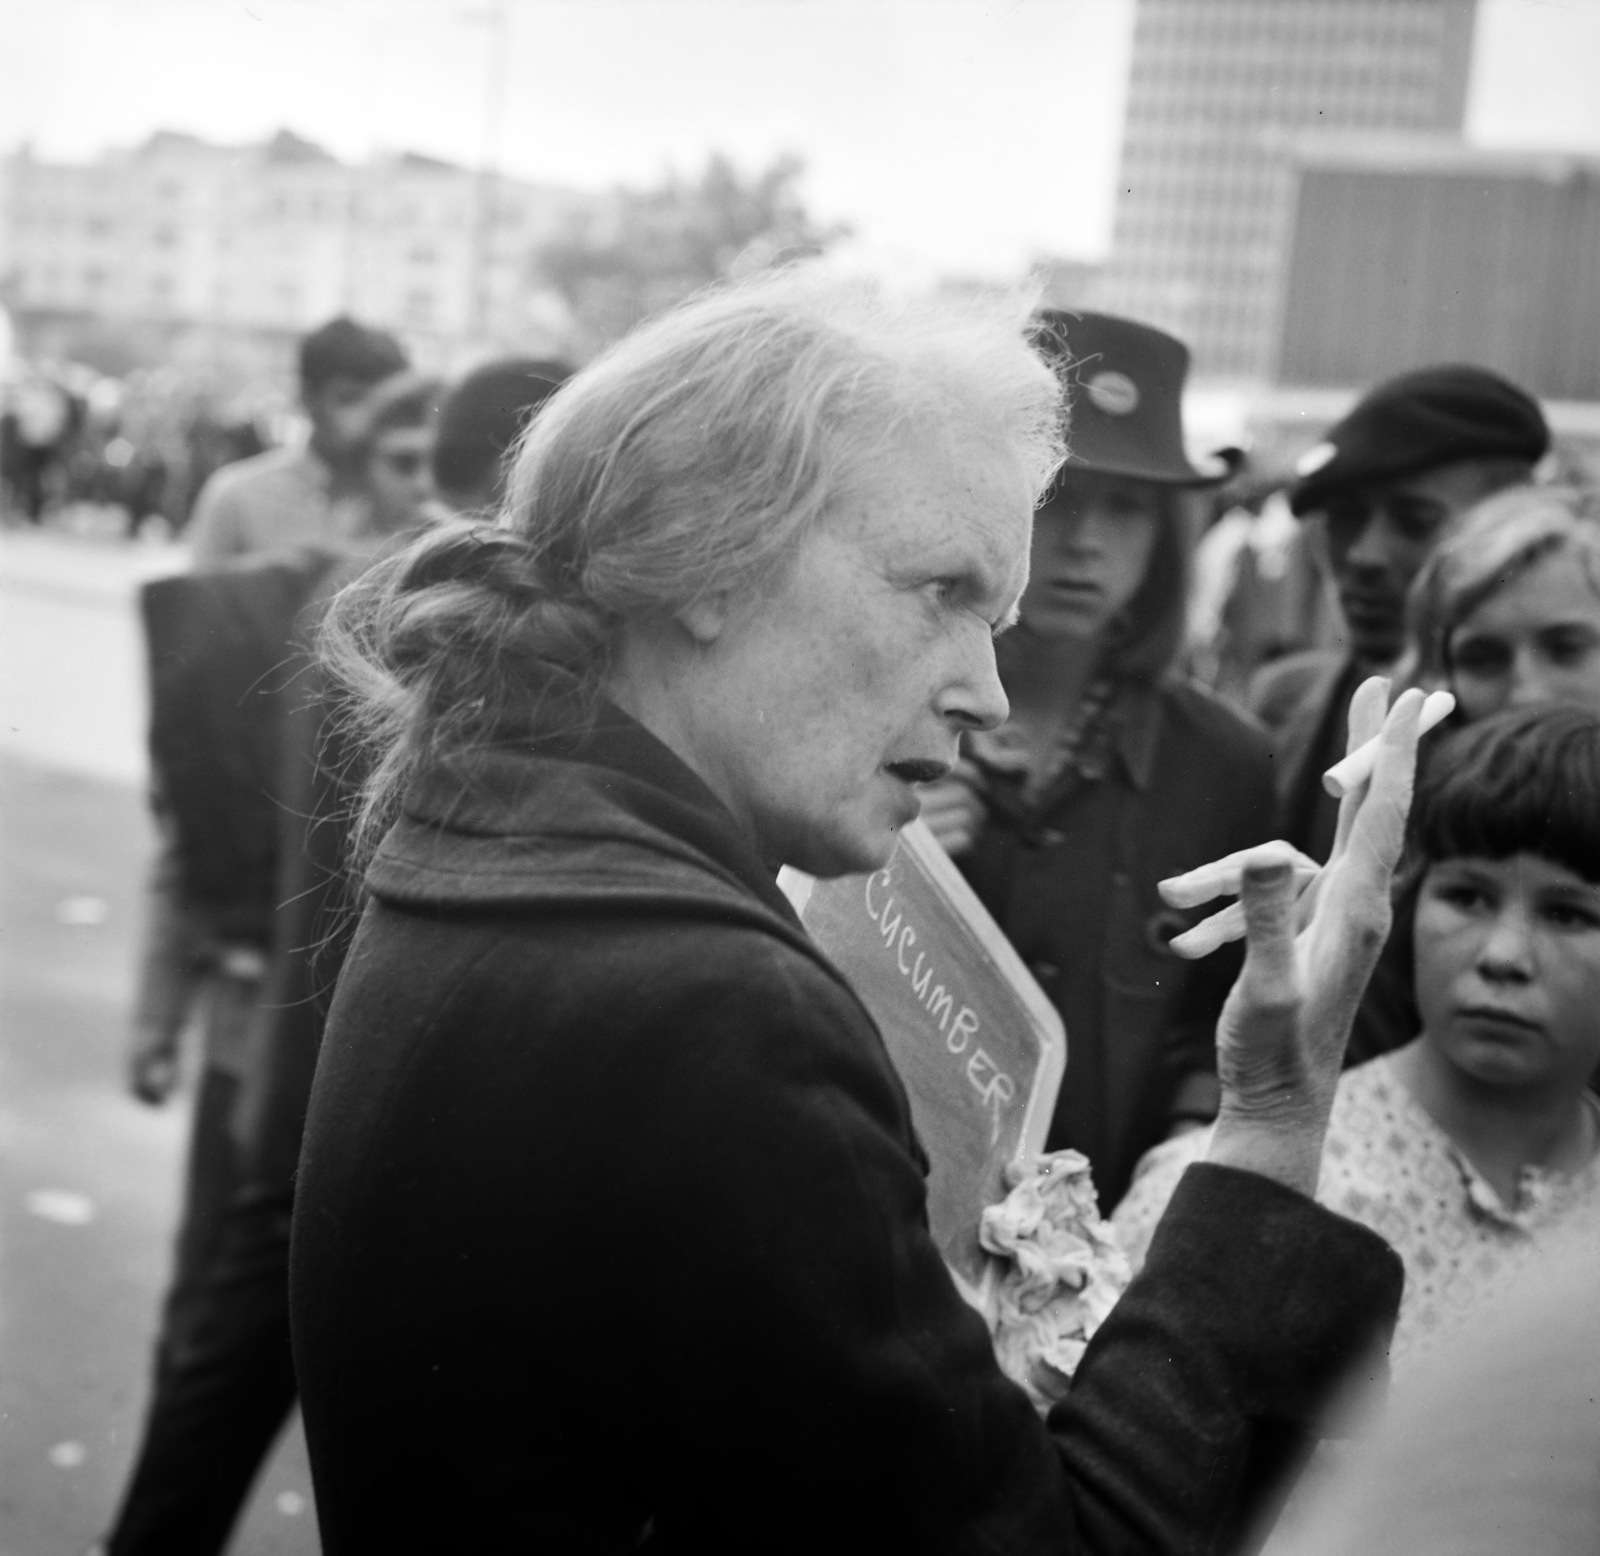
[1413,852,1600,1096]
[1017,470,1163,642]
[1449,550,1600,722]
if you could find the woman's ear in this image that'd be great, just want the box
[676,592,732,645]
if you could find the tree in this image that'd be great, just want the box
[533,154,847,355]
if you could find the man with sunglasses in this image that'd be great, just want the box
[1251,365,1548,861]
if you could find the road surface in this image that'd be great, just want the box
[1,525,318,1556]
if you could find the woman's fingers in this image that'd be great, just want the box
[1165,841,1322,959]
[1346,675,1391,756]
[1168,901,1244,960]
[1159,840,1319,911]
[1301,687,1424,1005]
[919,770,987,857]
[1325,676,1392,857]
[1233,853,1301,1006]
[1335,685,1424,892]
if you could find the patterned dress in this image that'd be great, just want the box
[1112,1049,1600,1378]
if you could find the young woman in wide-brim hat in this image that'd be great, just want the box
[923,310,1276,1210]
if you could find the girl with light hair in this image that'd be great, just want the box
[291,263,1420,1555]
[1401,483,1600,721]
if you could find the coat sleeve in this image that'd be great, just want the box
[185,467,247,565]
[632,946,1402,1555]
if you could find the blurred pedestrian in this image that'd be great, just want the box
[1,370,78,522]
[429,356,573,515]
[345,371,449,539]
[1251,367,1547,862]
[184,317,406,565]
[1116,706,1600,1382]
[1262,1234,1600,1556]
[919,311,1274,1208]
[99,358,568,1556]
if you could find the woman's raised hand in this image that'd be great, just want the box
[1156,678,1423,1195]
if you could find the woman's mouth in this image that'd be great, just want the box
[1455,1005,1542,1037]
[1049,577,1102,598]
[885,759,951,785]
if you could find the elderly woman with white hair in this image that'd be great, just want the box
[289,268,1421,1554]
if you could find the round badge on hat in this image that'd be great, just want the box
[1085,370,1140,417]
[1032,309,1234,486]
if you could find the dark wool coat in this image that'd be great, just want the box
[1247,650,1363,866]
[957,678,1276,1208]
[289,709,1402,1556]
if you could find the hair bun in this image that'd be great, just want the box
[400,522,542,602]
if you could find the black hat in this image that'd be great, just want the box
[1290,364,1548,517]
[1033,309,1233,487]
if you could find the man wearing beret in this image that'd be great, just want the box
[1250,364,1548,861]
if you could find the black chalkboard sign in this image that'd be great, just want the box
[780,820,1066,1298]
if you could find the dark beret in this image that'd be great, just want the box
[1290,364,1548,516]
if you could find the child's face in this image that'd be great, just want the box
[1448,551,1600,723]
[1415,852,1600,1094]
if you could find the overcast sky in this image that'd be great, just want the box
[3,0,1599,275]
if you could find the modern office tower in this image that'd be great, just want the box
[1279,140,1600,401]
[1098,0,1478,381]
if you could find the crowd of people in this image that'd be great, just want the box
[1,359,278,536]
[48,275,1599,1554]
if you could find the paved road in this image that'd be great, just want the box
[1,527,318,1556]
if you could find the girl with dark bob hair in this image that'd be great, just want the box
[1119,703,1600,1378]
[922,310,1274,1208]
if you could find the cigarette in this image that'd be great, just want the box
[1322,689,1456,798]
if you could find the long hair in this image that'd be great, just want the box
[1402,485,1600,692]
[1106,489,1189,683]
[320,263,1066,873]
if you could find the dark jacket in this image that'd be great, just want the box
[1247,651,1363,865]
[289,709,1402,1556]
[141,550,351,947]
[958,677,1276,1208]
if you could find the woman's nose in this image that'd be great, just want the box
[939,635,1010,734]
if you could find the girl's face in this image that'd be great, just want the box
[1414,852,1600,1096]
[1018,470,1163,642]
[1448,550,1600,722]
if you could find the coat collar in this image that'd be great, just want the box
[367,697,803,933]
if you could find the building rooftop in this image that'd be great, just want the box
[1293,133,1600,182]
